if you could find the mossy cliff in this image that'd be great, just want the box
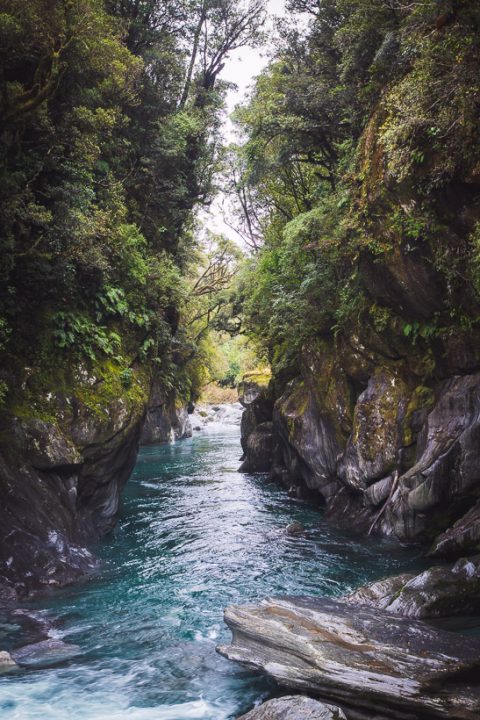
[239,1,480,558]
[0,351,151,596]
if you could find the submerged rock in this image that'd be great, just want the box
[237,696,346,720]
[12,639,81,667]
[0,651,17,672]
[218,595,480,719]
[286,522,305,536]
[345,555,480,618]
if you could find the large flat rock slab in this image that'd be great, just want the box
[217,596,480,720]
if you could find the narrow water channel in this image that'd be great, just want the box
[0,421,427,719]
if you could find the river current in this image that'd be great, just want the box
[0,418,427,719]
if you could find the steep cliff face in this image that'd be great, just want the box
[242,285,480,556]
[141,380,192,445]
[240,2,480,555]
[0,361,149,597]
[242,270,480,555]
[266,349,480,552]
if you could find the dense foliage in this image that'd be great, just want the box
[0,0,265,411]
[232,0,480,380]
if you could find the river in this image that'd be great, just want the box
[0,418,427,719]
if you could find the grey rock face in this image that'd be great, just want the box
[345,555,480,618]
[239,422,277,473]
[263,356,480,550]
[344,573,415,610]
[238,380,266,408]
[237,696,346,720]
[0,372,146,595]
[429,499,480,558]
[239,392,275,465]
[218,595,480,720]
[141,384,191,445]
[383,373,480,542]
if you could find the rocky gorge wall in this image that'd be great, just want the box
[241,332,480,558]
[240,137,480,559]
[0,362,192,599]
[140,379,192,445]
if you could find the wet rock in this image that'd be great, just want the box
[240,393,273,457]
[337,369,410,491]
[364,475,394,506]
[286,522,305,536]
[218,595,480,719]
[12,639,81,667]
[141,384,191,445]
[193,403,243,430]
[237,696,347,720]
[429,499,480,558]
[238,373,271,409]
[0,651,17,672]
[0,583,17,605]
[0,364,146,595]
[344,573,415,609]
[274,377,342,500]
[239,422,277,473]
[384,372,480,543]
[272,358,480,551]
[346,555,480,618]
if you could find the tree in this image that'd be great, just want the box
[179,0,267,107]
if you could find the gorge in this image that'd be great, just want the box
[1,0,480,718]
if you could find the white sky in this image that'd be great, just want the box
[200,0,287,246]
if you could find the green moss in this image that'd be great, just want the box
[74,358,149,421]
[403,385,435,447]
[8,349,149,431]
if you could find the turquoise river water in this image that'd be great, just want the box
[0,422,428,720]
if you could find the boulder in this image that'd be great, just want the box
[11,639,81,667]
[238,372,271,409]
[345,555,480,618]
[0,651,17,672]
[237,696,347,720]
[239,422,277,473]
[286,522,305,536]
[240,393,274,457]
[218,595,480,720]
[344,572,415,610]
[429,500,480,558]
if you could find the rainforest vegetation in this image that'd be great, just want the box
[2,3,480,717]
[0,0,264,417]
[231,0,480,386]
[3,0,478,414]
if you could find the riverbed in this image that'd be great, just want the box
[0,420,427,719]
